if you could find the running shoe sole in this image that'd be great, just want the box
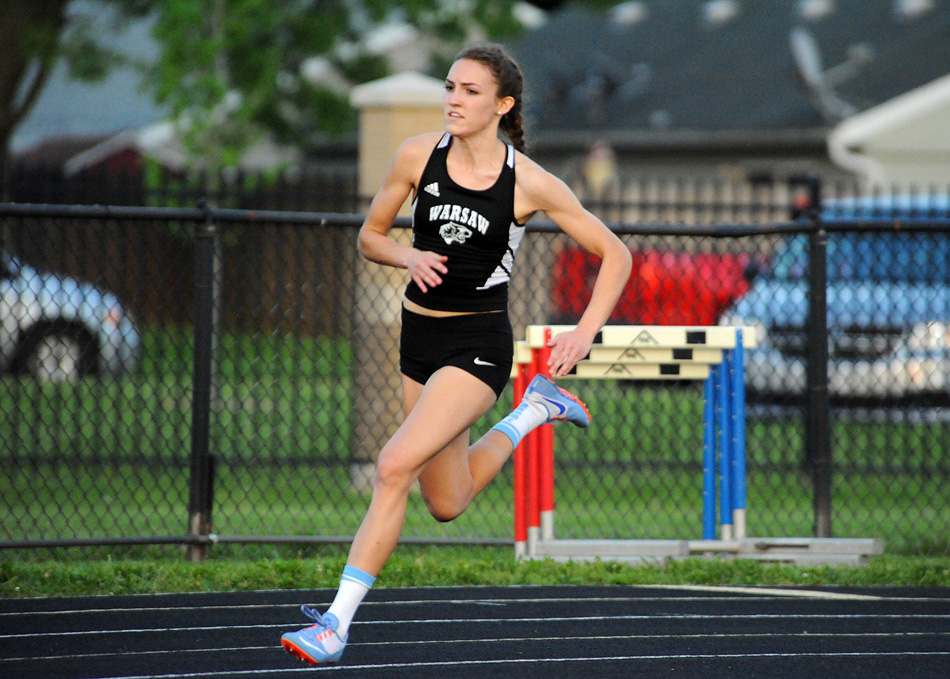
[281,637,339,665]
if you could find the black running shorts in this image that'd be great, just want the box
[400,306,514,398]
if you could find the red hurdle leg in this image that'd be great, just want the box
[524,358,541,556]
[537,328,556,542]
[513,362,528,559]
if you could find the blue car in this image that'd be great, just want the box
[719,195,950,401]
[0,249,141,382]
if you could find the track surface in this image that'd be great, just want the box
[3,585,949,678]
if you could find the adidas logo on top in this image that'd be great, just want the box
[424,182,440,197]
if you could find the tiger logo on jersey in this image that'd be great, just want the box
[439,221,473,245]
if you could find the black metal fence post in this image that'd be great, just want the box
[187,201,217,561]
[804,177,833,538]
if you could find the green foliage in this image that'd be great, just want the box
[0,0,613,169]
[137,0,529,170]
[1,0,532,170]
[16,9,65,60]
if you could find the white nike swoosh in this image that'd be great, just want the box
[473,357,496,366]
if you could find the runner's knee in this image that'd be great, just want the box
[423,495,466,523]
[373,449,417,495]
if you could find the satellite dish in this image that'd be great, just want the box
[789,26,857,122]
[790,26,823,88]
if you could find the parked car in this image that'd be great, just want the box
[0,249,141,382]
[551,245,757,325]
[719,195,950,402]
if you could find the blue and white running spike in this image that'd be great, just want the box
[280,605,347,664]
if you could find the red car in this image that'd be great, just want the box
[551,245,756,326]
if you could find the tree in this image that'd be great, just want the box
[0,0,153,192]
[2,1,627,183]
[2,1,72,188]
[1,0,556,180]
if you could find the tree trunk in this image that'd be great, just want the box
[0,0,70,197]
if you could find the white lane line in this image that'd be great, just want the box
[3,631,948,663]
[8,588,945,618]
[4,613,949,639]
[638,585,886,600]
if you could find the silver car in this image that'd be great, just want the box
[719,195,950,403]
[0,249,140,382]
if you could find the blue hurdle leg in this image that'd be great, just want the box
[703,376,716,540]
[717,358,733,540]
[731,333,747,539]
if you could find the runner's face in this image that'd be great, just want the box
[444,59,509,136]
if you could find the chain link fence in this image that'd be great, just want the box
[1,183,948,560]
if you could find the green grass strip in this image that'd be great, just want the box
[2,548,948,598]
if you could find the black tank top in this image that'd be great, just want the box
[405,133,525,312]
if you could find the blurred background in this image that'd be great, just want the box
[1,0,948,561]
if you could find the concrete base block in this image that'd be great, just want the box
[520,537,883,567]
[526,539,690,563]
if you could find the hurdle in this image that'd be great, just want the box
[510,325,884,566]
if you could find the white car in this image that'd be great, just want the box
[0,249,140,382]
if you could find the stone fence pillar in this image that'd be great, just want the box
[348,72,445,492]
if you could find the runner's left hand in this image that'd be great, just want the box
[547,329,592,379]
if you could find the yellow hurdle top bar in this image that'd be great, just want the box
[524,325,757,350]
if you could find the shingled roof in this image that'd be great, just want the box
[507,0,950,148]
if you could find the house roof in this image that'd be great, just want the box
[827,71,950,183]
[506,0,950,149]
[830,71,950,150]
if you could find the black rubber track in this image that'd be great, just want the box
[2,585,948,678]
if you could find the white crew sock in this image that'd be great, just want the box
[490,397,551,448]
[326,565,376,638]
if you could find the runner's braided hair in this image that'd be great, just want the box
[454,44,527,153]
